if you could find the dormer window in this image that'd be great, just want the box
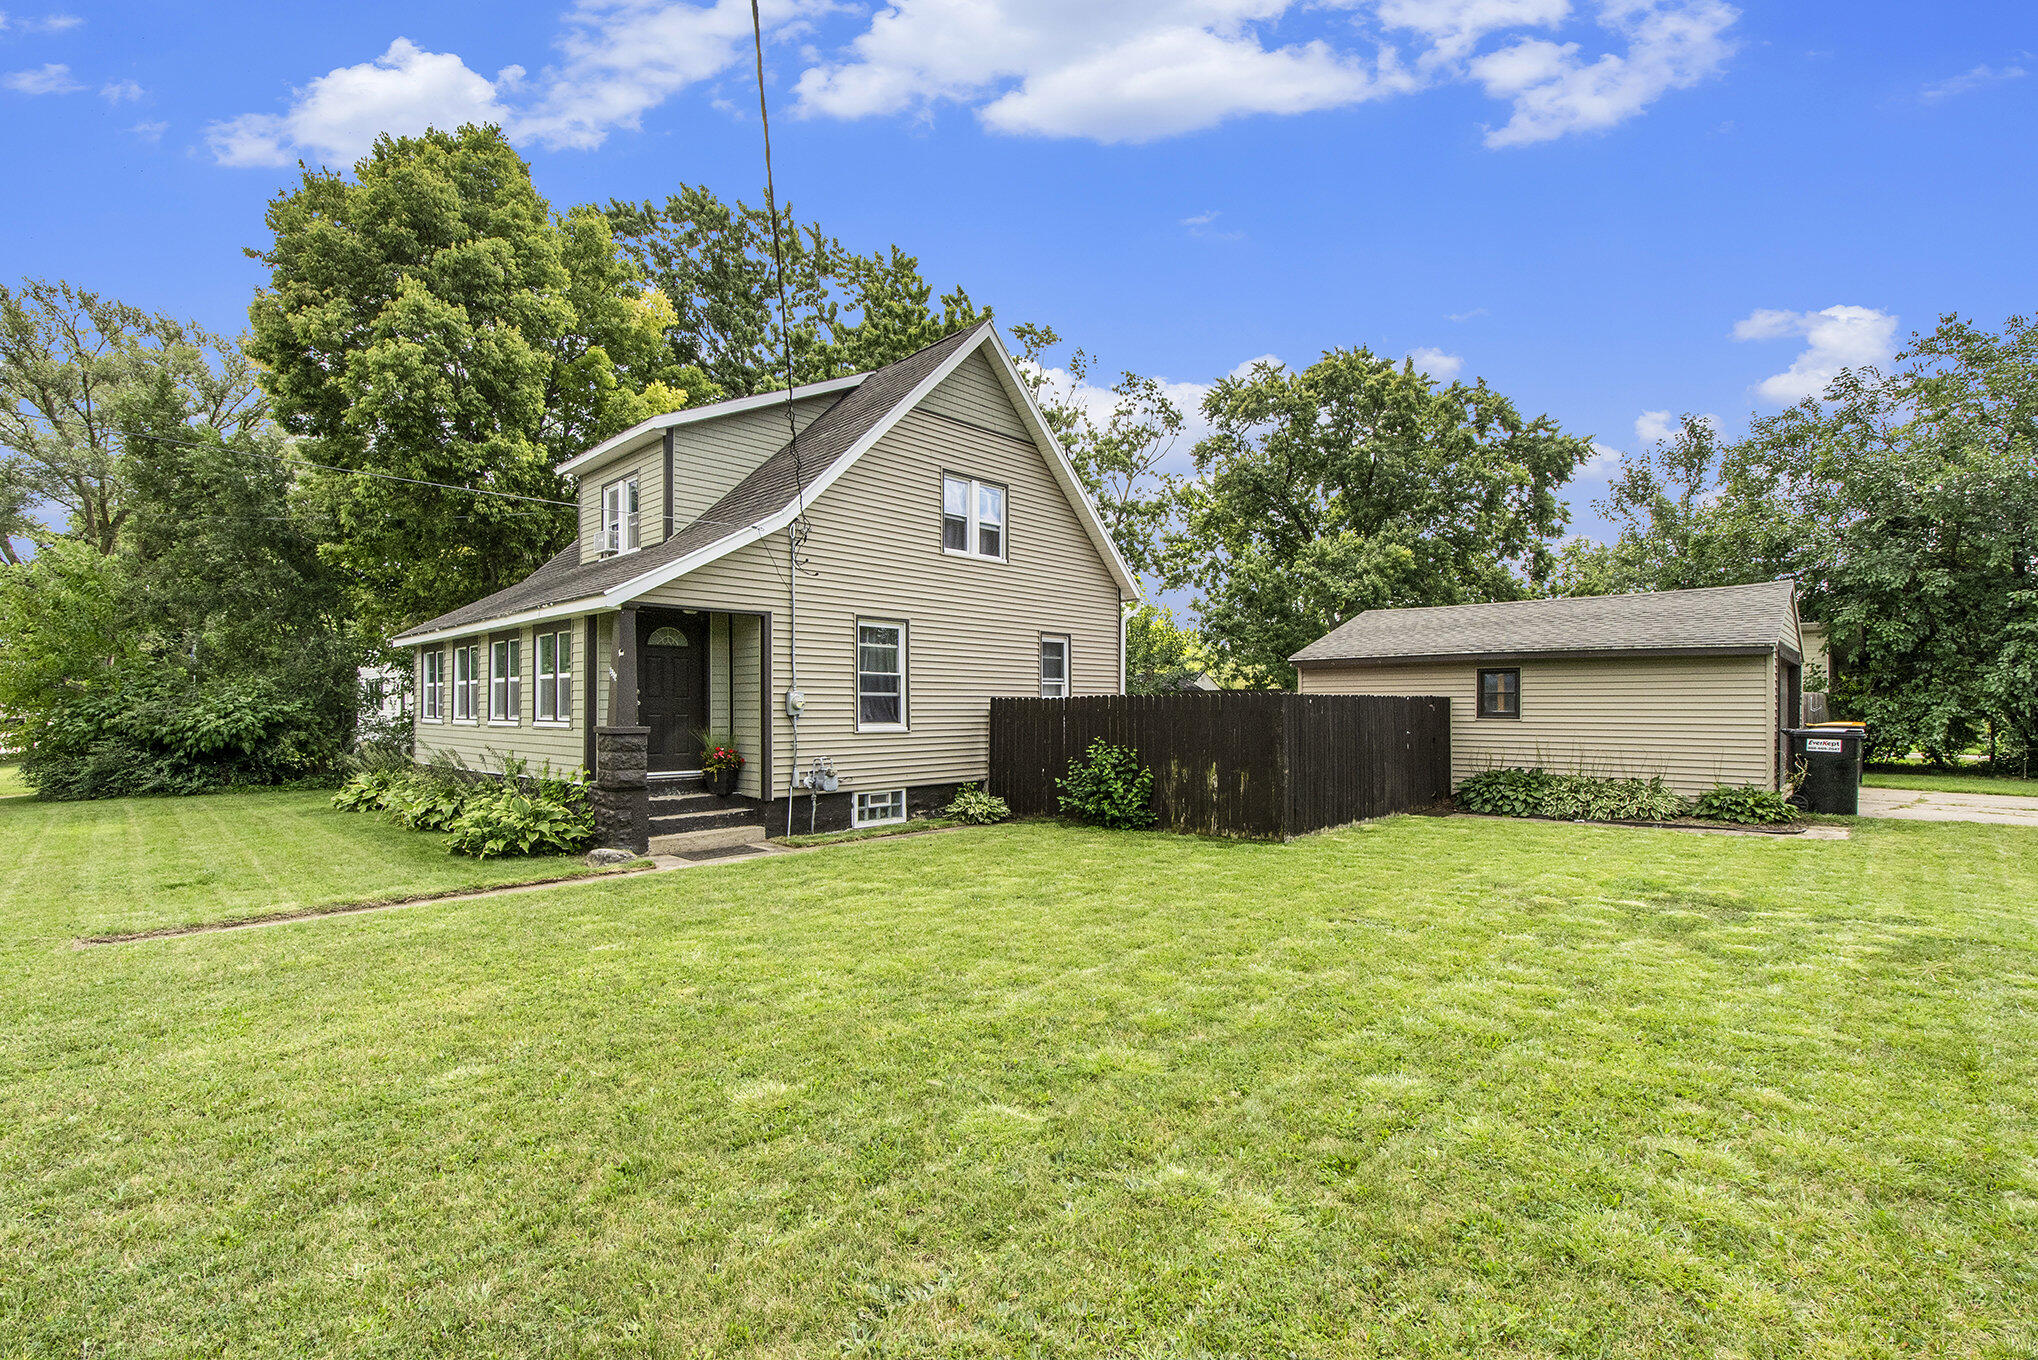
[602,475,640,555]
[942,473,1006,561]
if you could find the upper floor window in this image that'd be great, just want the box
[489,637,521,723]
[1040,634,1069,698]
[856,620,906,730]
[942,474,1005,560]
[535,628,573,724]
[602,475,640,555]
[420,650,445,722]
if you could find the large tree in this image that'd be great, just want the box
[1172,350,1591,685]
[605,188,986,397]
[1009,323,1184,583]
[0,279,266,561]
[248,125,709,634]
[1727,315,2038,764]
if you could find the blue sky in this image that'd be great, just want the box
[3,0,2033,552]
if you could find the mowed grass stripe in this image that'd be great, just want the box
[2,802,2035,1355]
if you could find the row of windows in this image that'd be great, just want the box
[422,619,1074,729]
[852,621,1072,729]
[419,628,575,725]
[594,470,1011,563]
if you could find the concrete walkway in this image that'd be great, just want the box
[1857,785,2038,827]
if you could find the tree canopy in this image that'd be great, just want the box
[606,188,987,398]
[247,125,711,635]
[1171,349,1590,685]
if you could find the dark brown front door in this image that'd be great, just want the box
[639,612,708,771]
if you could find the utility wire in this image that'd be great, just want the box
[4,410,578,509]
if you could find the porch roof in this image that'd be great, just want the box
[391,323,991,645]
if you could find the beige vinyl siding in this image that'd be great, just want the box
[668,396,835,531]
[414,622,589,776]
[637,401,1123,798]
[1296,653,1781,796]
[578,454,663,564]
[918,350,1028,440]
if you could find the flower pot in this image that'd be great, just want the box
[707,768,737,798]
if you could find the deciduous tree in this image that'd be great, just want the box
[1173,349,1589,686]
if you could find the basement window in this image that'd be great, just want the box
[854,789,907,827]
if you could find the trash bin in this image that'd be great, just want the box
[1787,727,1864,814]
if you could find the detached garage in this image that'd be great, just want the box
[1290,581,1805,797]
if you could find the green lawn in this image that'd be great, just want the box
[2,804,2035,1356]
[1864,767,2038,798]
[0,761,26,800]
[0,784,612,939]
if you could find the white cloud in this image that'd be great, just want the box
[0,12,82,35]
[797,3,1415,144]
[98,78,143,102]
[205,38,517,168]
[210,0,1739,168]
[1379,0,1572,66]
[127,119,166,141]
[1408,346,1464,380]
[2,61,80,94]
[1633,408,1717,445]
[1022,350,1283,471]
[1919,62,2025,103]
[514,0,804,151]
[1181,208,1244,240]
[1446,306,1489,321]
[1473,0,1738,147]
[1732,305,1898,405]
[1581,440,1623,473]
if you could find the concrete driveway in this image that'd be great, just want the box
[1857,785,2038,826]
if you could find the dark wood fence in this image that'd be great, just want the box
[989,692,1450,840]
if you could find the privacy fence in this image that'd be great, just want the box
[989,692,1451,840]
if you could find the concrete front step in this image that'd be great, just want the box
[648,805,765,837]
[649,822,767,855]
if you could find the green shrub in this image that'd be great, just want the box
[1691,784,1797,825]
[1456,767,1685,822]
[445,775,595,858]
[941,784,1010,825]
[1453,767,1556,817]
[332,768,403,812]
[1057,740,1157,830]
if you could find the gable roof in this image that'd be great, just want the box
[393,322,1137,645]
[1289,580,1801,666]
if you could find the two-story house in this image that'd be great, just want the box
[390,322,1138,848]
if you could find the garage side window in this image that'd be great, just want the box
[1477,667,1520,719]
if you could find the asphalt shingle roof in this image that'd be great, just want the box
[1289,580,1800,665]
[392,322,989,642]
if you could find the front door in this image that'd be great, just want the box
[639,612,708,772]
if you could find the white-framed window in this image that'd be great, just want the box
[535,628,573,724]
[1040,634,1070,698]
[942,474,1006,561]
[856,619,906,730]
[489,637,522,723]
[602,475,640,555]
[854,789,907,827]
[451,644,481,722]
[420,650,445,722]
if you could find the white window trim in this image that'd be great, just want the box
[534,627,573,726]
[1040,633,1071,699]
[941,473,1007,563]
[853,789,908,827]
[420,651,445,723]
[452,644,481,724]
[488,637,521,726]
[601,474,641,557]
[854,618,908,733]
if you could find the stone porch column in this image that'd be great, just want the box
[593,725,650,854]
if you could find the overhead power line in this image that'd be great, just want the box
[3,410,577,508]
